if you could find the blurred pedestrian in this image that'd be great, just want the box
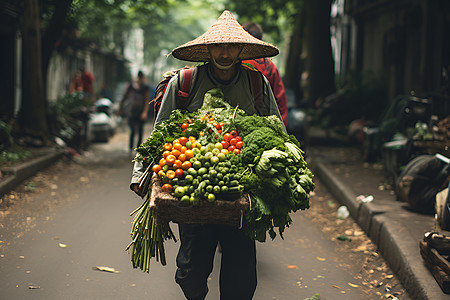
[69,70,83,95]
[119,70,151,153]
[242,22,288,126]
[80,66,95,103]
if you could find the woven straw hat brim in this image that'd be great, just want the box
[170,10,279,62]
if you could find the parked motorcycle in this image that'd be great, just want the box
[88,98,119,143]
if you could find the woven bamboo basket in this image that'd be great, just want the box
[149,175,250,228]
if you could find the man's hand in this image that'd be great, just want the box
[131,183,143,196]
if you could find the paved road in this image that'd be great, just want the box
[0,126,403,299]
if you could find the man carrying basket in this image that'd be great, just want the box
[130,10,283,300]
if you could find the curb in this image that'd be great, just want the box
[309,160,447,300]
[0,149,66,197]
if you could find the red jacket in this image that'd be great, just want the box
[242,58,288,126]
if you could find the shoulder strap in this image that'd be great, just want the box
[176,67,195,110]
[249,70,264,115]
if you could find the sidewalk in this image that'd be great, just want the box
[306,129,449,300]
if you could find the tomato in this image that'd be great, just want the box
[166,170,176,180]
[180,146,187,153]
[164,143,173,151]
[185,149,195,160]
[228,145,236,152]
[236,136,242,142]
[229,138,237,146]
[213,122,221,130]
[178,153,186,162]
[221,140,229,149]
[175,168,184,178]
[223,133,231,142]
[187,118,193,124]
[159,158,167,166]
[173,159,183,169]
[171,149,181,158]
[189,136,196,142]
[158,170,165,177]
[230,130,237,137]
[219,122,225,128]
[166,155,176,166]
[185,141,193,149]
[181,123,189,130]
[221,149,229,155]
[173,142,182,151]
[162,183,173,193]
[200,131,205,136]
[235,141,244,149]
[233,148,241,154]
[181,160,192,170]
[179,136,189,146]
[163,150,171,159]
[152,164,162,173]
[218,130,222,134]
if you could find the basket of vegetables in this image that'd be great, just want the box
[127,88,315,273]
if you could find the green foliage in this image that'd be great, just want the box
[0,149,32,165]
[0,120,13,151]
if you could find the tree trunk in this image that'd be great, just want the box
[19,0,49,141]
[41,0,73,99]
[283,10,304,102]
[304,0,335,106]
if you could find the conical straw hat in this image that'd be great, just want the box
[170,10,279,62]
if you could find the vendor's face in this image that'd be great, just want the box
[208,44,242,68]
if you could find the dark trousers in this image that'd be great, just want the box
[128,117,144,150]
[175,224,257,300]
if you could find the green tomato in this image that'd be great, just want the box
[217,153,226,161]
[185,174,194,183]
[205,152,213,160]
[185,141,193,149]
[207,193,216,202]
[198,167,208,176]
[213,185,221,193]
[214,142,223,150]
[207,143,215,152]
[187,167,198,177]
[210,156,220,165]
[180,195,190,204]
[200,146,208,155]
[192,148,201,155]
[174,186,185,198]
[193,160,202,170]
[212,148,220,156]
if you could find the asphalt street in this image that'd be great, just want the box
[0,125,406,300]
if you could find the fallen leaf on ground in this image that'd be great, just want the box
[58,243,67,248]
[316,256,326,261]
[28,285,40,289]
[332,285,341,289]
[287,265,299,269]
[92,266,120,273]
[348,282,359,287]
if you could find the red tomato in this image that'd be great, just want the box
[223,133,232,142]
[219,122,225,128]
[230,130,237,137]
[175,168,184,178]
[236,136,242,142]
[181,123,189,130]
[213,122,221,130]
[229,138,237,146]
[228,145,236,152]
[233,149,241,154]
[235,141,244,149]
[162,183,173,193]
[179,136,189,146]
[221,140,229,149]
[152,164,162,173]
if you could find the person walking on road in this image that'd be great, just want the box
[119,70,151,153]
[130,10,283,300]
[242,22,288,127]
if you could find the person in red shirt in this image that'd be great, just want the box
[80,66,95,103]
[242,22,288,126]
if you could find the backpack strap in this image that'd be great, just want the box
[249,69,265,115]
[176,67,195,110]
